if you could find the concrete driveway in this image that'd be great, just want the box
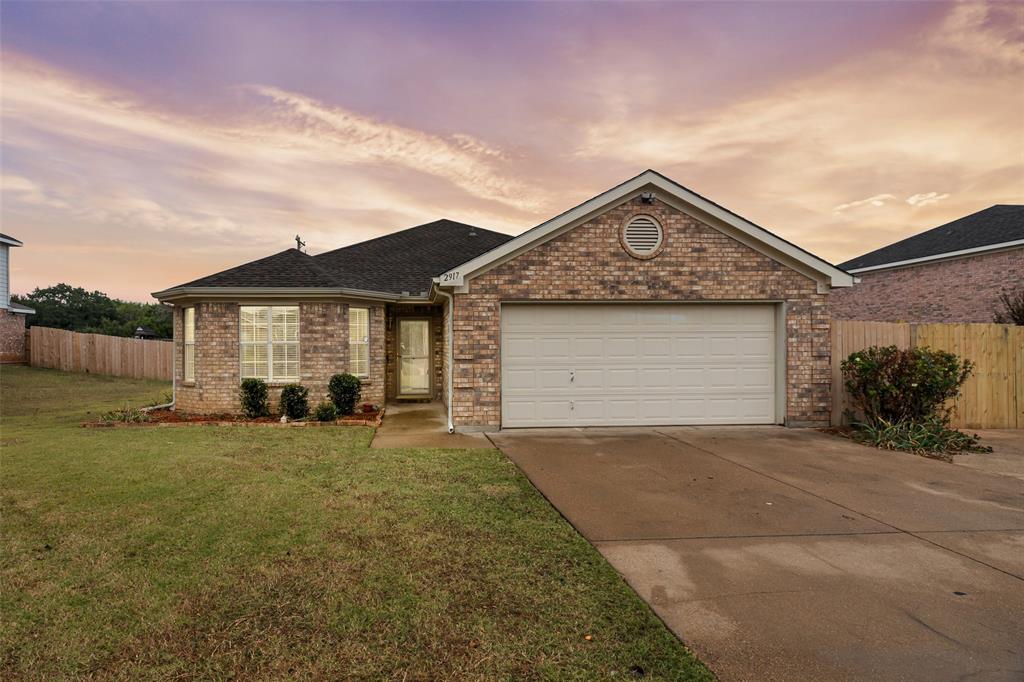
[489,427,1024,682]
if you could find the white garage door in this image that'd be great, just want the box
[501,303,777,427]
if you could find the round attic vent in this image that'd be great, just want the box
[621,214,665,259]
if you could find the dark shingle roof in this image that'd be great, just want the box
[170,219,513,295]
[839,205,1024,270]
[179,248,340,288]
[313,219,513,295]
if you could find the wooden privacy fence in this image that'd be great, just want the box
[832,320,1024,429]
[28,326,173,381]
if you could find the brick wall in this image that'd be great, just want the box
[832,248,1024,323]
[0,309,26,363]
[451,196,831,429]
[174,301,385,414]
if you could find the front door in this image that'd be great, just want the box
[398,319,431,396]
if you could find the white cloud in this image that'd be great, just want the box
[832,194,896,214]
[1,173,68,209]
[906,192,950,207]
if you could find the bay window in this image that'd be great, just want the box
[240,305,299,381]
[349,307,369,377]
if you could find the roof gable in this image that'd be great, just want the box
[839,205,1024,272]
[437,170,854,288]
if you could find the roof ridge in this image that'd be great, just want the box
[314,219,506,259]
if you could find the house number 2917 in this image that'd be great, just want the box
[442,272,460,282]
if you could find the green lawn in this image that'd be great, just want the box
[1,366,711,680]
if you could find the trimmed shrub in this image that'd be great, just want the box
[840,345,972,426]
[313,400,338,422]
[328,373,362,415]
[239,378,270,418]
[279,384,310,420]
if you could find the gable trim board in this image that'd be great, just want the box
[845,239,1024,274]
[437,170,854,291]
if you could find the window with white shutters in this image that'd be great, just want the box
[240,306,298,381]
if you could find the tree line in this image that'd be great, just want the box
[12,284,172,339]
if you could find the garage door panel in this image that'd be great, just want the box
[538,337,570,360]
[739,334,774,357]
[641,367,675,389]
[707,367,739,388]
[537,368,570,390]
[708,336,739,358]
[606,337,639,358]
[573,337,604,360]
[502,304,776,427]
[673,336,705,358]
[670,367,705,389]
[739,366,773,389]
[574,368,604,389]
[505,368,536,391]
[643,398,674,420]
[504,337,536,361]
[641,336,672,357]
[607,368,637,388]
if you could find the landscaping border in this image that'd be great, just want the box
[83,407,385,429]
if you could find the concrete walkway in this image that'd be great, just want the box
[491,426,1024,682]
[370,402,492,449]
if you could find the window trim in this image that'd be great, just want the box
[183,306,195,384]
[239,305,300,383]
[349,306,369,378]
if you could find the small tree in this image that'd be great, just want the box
[328,373,362,415]
[239,378,270,418]
[993,286,1024,325]
[279,384,310,419]
[840,346,973,426]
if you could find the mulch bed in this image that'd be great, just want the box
[83,407,384,429]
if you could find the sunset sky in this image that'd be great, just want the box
[2,1,1022,302]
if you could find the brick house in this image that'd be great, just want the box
[832,205,1024,323]
[0,233,35,363]
[153,170,854,429]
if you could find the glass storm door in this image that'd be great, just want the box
[398,319,431,395]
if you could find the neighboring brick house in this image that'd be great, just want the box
[153,170,854,429]
[0,233,35,364]
[832,205,1024,323]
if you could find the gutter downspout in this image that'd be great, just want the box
[434,288,455,433]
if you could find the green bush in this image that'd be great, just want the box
[279,384,310,420]
[239,378,269,418]
[851,416,992,461]
[100,404,150,423]
[313,400,338,422]
[840,346,972,426]
[328,373,362,415]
